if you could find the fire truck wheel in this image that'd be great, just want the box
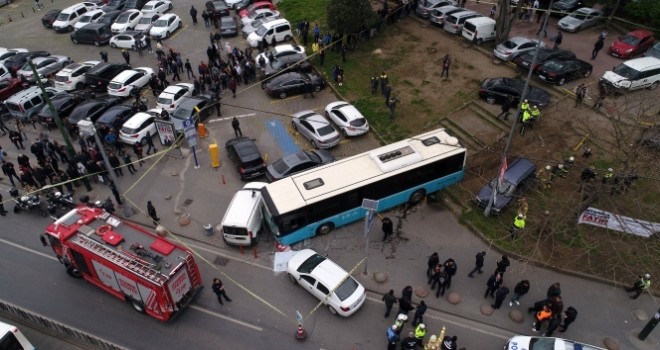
[66,265,83,279]
[129,299,146,314]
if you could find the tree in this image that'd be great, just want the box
[326,0,377,36]
[496,0,518,45]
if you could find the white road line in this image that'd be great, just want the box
[184,242,272,271]
[0,238,58,261]
[207,113,256,124]
[190,305,263,331]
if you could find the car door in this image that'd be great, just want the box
[167,16,175,30]
[299,120,315,141]
[313,281,331,304]
[88,104,106,122]
[330,109,347,127]
[298,275,316,295]
[637,36,652,55]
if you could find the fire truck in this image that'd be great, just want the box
[40,205,203,322]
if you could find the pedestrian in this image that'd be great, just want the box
[302,80,314,99]
[394,313,408,335]
[211,277,232,304]
[492,284,510,309]
[553,31,563,50]
[2,160,22,188]
[429,264,442,289]
[190,6,198,26]
[133,142,144,166]
[467,251,486,277]
[397,295,414,316]
[443,258,457,289]
[0,116,9,135]
[170,60,181,82]
[402,285,413,303]
[484,272,503,298]
[318,47,325,65]
[532,305,553,332]
[382,289,397,318]
[425,335,441,350]
[559,306,578,332]
[545,315,562,337]
[441,335,458,350]
[371,75,378,94]
[379,71,388,94]
[383,85,392,107]
[185,59,194,79]
[411,300,427,326]
[231,117,242,137]
[145,131,157,155]
[441,54,450,79]
[592,36,604,59]
[388,96,399,118]
[122,49,130,65]
[414,323,427,348]
[575,83,587,108]
[99,50,108,63]
[147,200,160,223]
[123,153,136,174]
[509,280,530,306]
[509,213,526,239]
[144,36,152,53]
[490,5,496,19]
[202,10,210,28]
[34,0,44,10]
[496,96,514,120]
[340,43,347,62]
[547,282,561,298]
[381,217,393,241]
[593,80,607,109]
[434,268,449,298]
[313,23,320,43]
[386,324,399,350]
[0,192,9,216]
[427,252,439,277]
[626,273,651,299]
[401,331,417,350]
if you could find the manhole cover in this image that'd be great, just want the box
[183,199,193,207]
[213,256,229,266]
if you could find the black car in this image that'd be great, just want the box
[94,104,134,129]
[205,0,231,17]
[233,0,252,12]
[535,58,593,86]
[4,51,51,75]
[71,23,114,46]
[103,0,127,13]
[261,54,312,87]
[42,9,62,28]
[264,72,325,99]
[170,94,215,132]
[124,0,149,10]
[551,0,585,16]
[479,77,552,108]
[475,157,536,214]
[84,62,131,91]
[68,96,121,124]
[98,10,122,25]
[265,149,335,182]
[36,93,83,126]
[225,137,267,180]
[219,15,238,37]
[514,48,576,72]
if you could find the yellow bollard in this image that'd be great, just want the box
[198,123,208,138]
[209,144,220,168]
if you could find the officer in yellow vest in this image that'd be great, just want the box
[414,323,427,347]
[520,109,532,136]
[529,105,541,128]
[519,99,530,121]
[602,167,613,184]
[510,214,526,240]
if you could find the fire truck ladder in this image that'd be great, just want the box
[73,234,166,285]
[182,255,201,287]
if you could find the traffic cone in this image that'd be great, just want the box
[294,324,306,340]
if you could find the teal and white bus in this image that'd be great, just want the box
[260,128,467,245]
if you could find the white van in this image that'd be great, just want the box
[52,3,94,32]
[221,182,267,246]
[0,320,36,350]
[246,19,293,48]
[462,17,496,45]
[600,56,660,91]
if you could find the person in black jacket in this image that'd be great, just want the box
[468,251,486,277]
[381,289,397,318]
[492,284,510,309]
[495,255,510,275]
[443,258,457,288]
[484,272,503,299]
[547,282,561,298]
[427,252,439,277]
[509,280,530,306]
[560,306,578,332]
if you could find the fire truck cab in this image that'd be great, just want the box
[41,205,203,322]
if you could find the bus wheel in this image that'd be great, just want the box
[316,222,334,235]
[409,189,426,204]
[288,273,298,285]
[66,265,83,279]
[130,299,146,314]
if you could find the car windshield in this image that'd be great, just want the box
[527,337,557,350]
[335,276,359,301]
[57,13,70,21]
[79,15,93,23]
[569,12,588,20]
[543,61,566,70]
[154,19,167,27]
[297,253,326,273]
[317,124,335,137]
[172,108,191,119]
[502,40,518,49]
[255,26,267,36]
[271,158,289,173]
[138,17,152,24]
[116,14,131,23]
[620,34,640,45]
[158,97,173,104]
[221,17,233,25]
[613,64,639,79]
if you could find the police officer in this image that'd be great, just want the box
[519,99,530,117]
[414,323,427,347]
[602,168,613,184]
[520,109,532,136]
[510,214,525,240]
[529,105,541,128]
[380,71,388,94]
[626,274,651,299]
[371,75,378,94]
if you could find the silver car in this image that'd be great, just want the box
[558,7,604,33]
[417,0,456,19]
[494,37,547,61]
[429,6,465,27]
[291,110,340,149]
[17,55,72,83]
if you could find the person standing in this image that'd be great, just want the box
[190,6,198,26]
[231,117,242,137]
[0,192,9,216]
[593,80,607,109]
[510,280,530,306]
[229,77,237,98]
[313,23,320,44]
[509,214,526,239]
[592,36,604,59]
[397,295,414,317]
[185,59,194,79]
[401,331,417,350]
[411,300,427,326]
[381,217,393,241]
[575,83,587,108]
[441,55,450,79]
[388,95,399,118]
[441,335,458,350]
[144,36,152,53]
[379,71,388,94]
[99,50,108,63]
[484,272,503,298]
[547,282,561,298]
[302,80,314,99]
[133,142,144,166]
[559,306,578,332]
[492,284,510,309]
[496,96,514,120]
[434,268,449,298]
[371,75,379,94]
[147,200,160,223]
[145,131,157,155]
[553,31,563,50]
[467,251,486,277]
[122,49,130,65]
[414,323,427,348]
[427,252,439,277]
[383,85,392,107]
[533,305,553,332]
[202,10,210,28]
[386,324,399,350]
[382,289,397,318]
[212,277,232,304]
[2,160,22,188]
[123,152,136,175]
[443,258,457,289]
[626,274,651,299]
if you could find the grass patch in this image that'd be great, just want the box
[402,80,414,87]
[277,0,329,28]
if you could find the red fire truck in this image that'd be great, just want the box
[40,205,203,322]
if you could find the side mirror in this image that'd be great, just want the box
[40,234,50,247]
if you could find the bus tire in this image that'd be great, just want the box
[288,273,298,285]
[409,189,426,204]
[66,265,83,279]
[129,299,146,314]
[316,222,334,236]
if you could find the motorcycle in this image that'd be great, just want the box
[46,191,76,216]
[10,188,48,217]
[79,195,115,214]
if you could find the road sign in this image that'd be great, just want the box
[296,310,303,325]
[361,199,378,211]
[184,118,197,148]
[366,210,376,234]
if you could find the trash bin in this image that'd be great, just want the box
[203,224,214,236]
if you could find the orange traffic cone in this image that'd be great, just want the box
[295,324,306,340]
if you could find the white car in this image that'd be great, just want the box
[110,31,147,50]
[240,8,279,27]
[324,101,369,137]
[291,110,340,149]
[141,0,172,15]
[149,13,182,39]
[111,9,143,33]
[119,108,161,145]
[286,249,366,317]
[54,60,100,91]
[224,0,244,8]
[505,336,605,350]
[156,83,194,112]
[256,44,305,68]
[106,67,154,97]
[16,55,72,83]
[74,9,105,31]
[134,13,160,33]
[241,16,276,38]
[0,48,28,64]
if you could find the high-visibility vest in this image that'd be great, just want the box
[536,308,552,321]
[522,110,532,122]
[520,101,529,111]
[380,74,388,82]
[514,216,526,229]
[530,107,540,118]
[415,325,427,339]
[605,172,613,178]
[641,279,651,290]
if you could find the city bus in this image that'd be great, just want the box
[260,128,467,245]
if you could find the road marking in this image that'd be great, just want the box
[0,238,58,261]
[265,119,299,155]
[270,95,301,104]
[190,305,263,331]
[184,242,272,271]
[168,25,187,40]
[206,113,256,124]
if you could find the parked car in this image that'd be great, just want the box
[225,137,267,180]
[479,77,552,108]
[535,58,593,85]
[73,9,105,31]
[240,8,279,27]
[0,78,23,101]
[119,108,161,144]
[106,67,154,97]
[241,16,275,38]
[514,48,576,72]
[265,149,334,182]
[558,7,604,33]
[428,5,464,28]
[42,9,63,28]
[255,44,305,68]
[219,15,238,37]
[16,55,72,83]
[238,1,276,18]
[645,42,660,59]
[494,37,546,61]
[286,249,367,317]
[110,31,147,50]
[111,9,143,33]
[4,51,50,75]
[505,336,604,350]
[551,0,585,16]
[70,23,114,46]
[291,110,340,149]
[416,0,456,19]
[68,95,121,124]
[97,10,122,26]
[475,157,536,214]
[205,0,231,17]
[36,92,86,126]
[94,104,134,129]
[54,61,99,91]
[103,0,127,13]
[170,95,214,132]
[223,0,246,8]
[324,101,369,137]
[0,48,28,64]
[124,0,150,11]
[134,13,160,33]
[608,29,656,59]
[156,83,194,112]
[52,3,95,32]
[264,72,324,99]
[141,0,172,15]
[260,54,312,87]
[149,13,182,39]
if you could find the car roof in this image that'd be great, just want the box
[504,158,536,185]
[123,111,153,127]
[227,137,262,160]
[627,29,654,38]
[112,69,140,81]
[159,13,177,20]
[293,250,349,288]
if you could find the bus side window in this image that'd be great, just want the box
[281,213,303,231]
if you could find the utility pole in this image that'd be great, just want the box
[26,58,76,159]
